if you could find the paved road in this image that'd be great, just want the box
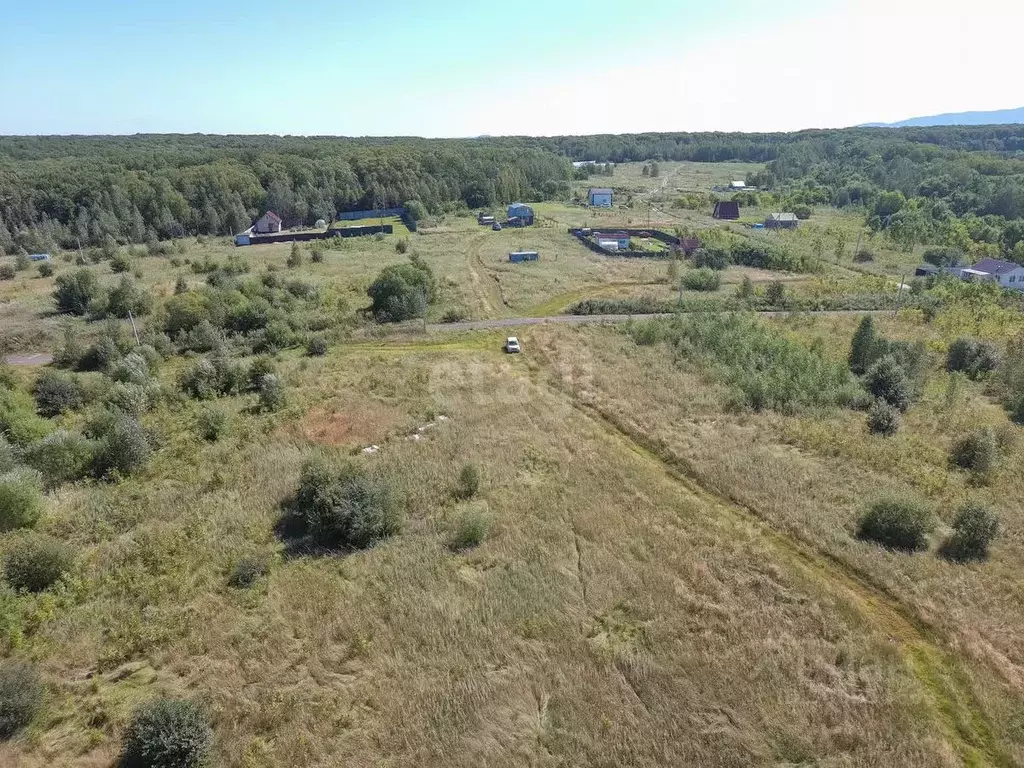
[427,309,888,333]
[4,353,54,366]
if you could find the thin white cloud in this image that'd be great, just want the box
[454,0,1023,135]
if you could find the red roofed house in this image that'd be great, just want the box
[254,210,283,234]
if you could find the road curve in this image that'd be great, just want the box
[427,309,888,333]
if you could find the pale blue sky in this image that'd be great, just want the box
[2,0,1019,136]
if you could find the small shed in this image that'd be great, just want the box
[478,214,495,225]
[765,212,799,230]
[713,201,740,220]
[596,232,630,251]
[507,203,534,225]
[588,188,613,207]
[254,210,283,234]
[234,234,251,247]
[509,251,539,263]
[730,180,747,191]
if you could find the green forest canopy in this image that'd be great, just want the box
[2,126,1024,257]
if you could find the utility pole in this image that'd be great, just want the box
[893,274,907,317]
[127,310,140,345]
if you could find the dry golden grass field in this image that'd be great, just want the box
[1,164,1023,766]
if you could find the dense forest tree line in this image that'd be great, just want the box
[3,126,1024,256]
[0,137,572,251]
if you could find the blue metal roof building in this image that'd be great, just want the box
[507,203,534,225]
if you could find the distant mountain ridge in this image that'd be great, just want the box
[863,107,1024,128]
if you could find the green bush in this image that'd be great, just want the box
[109,353,152,385]
[104,276,152,318]
[0,388,52,447]
[37,262,54,278]
[33,370,84,417]
[92,414,151,478]
[0,470,44,532]
[121,698,213,768]
[0,660,43,739]
[941,503,999,562]
[864,355,912,412]
[367,260,436,322]
[2,533,71,592]
[455,463,481,500]
[22,430,95,489]
[79,335,123,372]
[53,268,100,315]
[246,357,276,392]
[449,503,492,551]
[395,238,409,255]
[227,556,269,588]
[857,498,934,551]
[256,374,285,412]
[306,336,328,357]
[946,338,999,379]
[867,399,900,436]
[0,264,14,281]
[180,359,219,400]
[681,268,721,292]
[293,458,404,550]
[196,406,227,442]
[105,382,158,418]
[692,247,730,270]
[110,252,132,273]
[765,281,786,306]
[950,428,998,475]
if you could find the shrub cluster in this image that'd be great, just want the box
[2,533,71,592]
[946,338,999,380]
[949,427,998,476]
[630,314,861,412]
[454,463,481,500]
[867,399,901,436]
[0,660,43,739]
[0,470,45,532]
[292,458,404,549]
[941,504,999,562]
[32,370,84,417]
[858,498,934,551]
[449,502,492,551]
[681,268,721,292]
[367,255,437,322]
[121,698,213,768]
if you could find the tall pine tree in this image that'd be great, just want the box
[849,315,878,375]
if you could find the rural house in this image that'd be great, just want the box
[588,188,613,207]
[962,258,1024,290]
[713,201,740,220]
[507,203,534,226]
[765,212,799,229]
[254,210,283,234]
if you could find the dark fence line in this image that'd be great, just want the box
[337,207,405,221]
[240,224,393,246]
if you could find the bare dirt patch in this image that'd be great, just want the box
[291,401,410,448]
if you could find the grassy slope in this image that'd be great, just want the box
[0,329,990,767]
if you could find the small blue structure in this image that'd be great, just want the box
[28,253,51,261]
[507,203,534,225]
[509,251,539,263]
[234,234,251,246]
[588,188,613,207]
